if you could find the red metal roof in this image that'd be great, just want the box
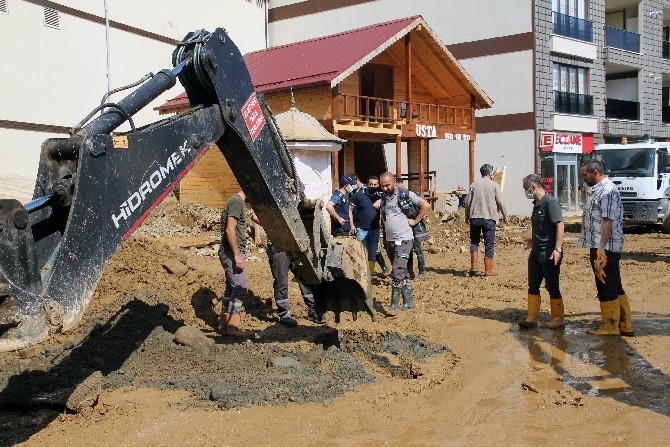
[245,15,421,92]
[157,15,492,112]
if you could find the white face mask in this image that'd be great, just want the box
[346,185,356,194]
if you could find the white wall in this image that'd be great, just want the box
[0,0,266,190]
[269,0,533,46]
[384,129,535,216]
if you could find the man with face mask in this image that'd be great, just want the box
[518,174,565,329]
[578,159,634,336]
[326,174,357,236]
[349,175,384,275]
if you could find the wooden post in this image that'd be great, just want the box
[405,33,412,123]
[468,139,475,184]
[395,135,402,179]
[419,138,425,197]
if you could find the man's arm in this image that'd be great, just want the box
[326,200,345,226]
[408,198,431,227]
[348,203,356,235]
[225,216,245,270]
[550,221,565,265]
[494,186,508,223]
[600,218,613,248]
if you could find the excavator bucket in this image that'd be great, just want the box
[0,27,374,352]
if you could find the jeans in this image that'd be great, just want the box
[469,218,496,258]
[356,227,380,262]
[527,248,562,298]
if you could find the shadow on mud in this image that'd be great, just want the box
[0,290,449,445]
[455,306,670,417]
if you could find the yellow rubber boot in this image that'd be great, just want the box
[547,298,565,328]
[518,294,541,329]
[587,299,620,335]
[368,261,376,276]
[618,294,634,336]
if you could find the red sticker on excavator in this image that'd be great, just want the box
[242,92,266,141]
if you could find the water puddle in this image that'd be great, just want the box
[516,319,670,416]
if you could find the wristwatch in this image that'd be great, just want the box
[554,247,563,253]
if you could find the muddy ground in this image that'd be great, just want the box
[0,196,669,446]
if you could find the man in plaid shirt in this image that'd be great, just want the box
[578,159,634,336]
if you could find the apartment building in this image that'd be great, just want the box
[0,0,267,185]
[267,0,670,214]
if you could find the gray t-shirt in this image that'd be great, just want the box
[382,189,419,242]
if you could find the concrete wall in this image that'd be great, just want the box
[0,0,266,191]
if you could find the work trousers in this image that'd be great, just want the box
[267,241,315,317]
[385,239,413,287]
[218,248,248,315]
[527,248,562,298]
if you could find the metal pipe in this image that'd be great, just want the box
[24,194,59,213]
[104,0,112,95]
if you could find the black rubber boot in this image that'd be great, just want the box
[401,284,415,311]
[418,260,426,279]
[390,287,401,312]
[376,252,389,276]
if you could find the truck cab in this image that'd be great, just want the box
[593,140,670,232]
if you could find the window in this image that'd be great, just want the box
[553,63,588,94]
[553,63,592,115]
[553,0,586,19]
[44,7,59,29]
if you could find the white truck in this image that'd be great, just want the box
[592,138,670,233]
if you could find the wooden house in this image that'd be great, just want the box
[157,15,492,208]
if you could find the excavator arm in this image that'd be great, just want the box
[0,28,374,352]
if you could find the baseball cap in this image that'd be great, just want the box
[346,173,359,183]
[339,175,357,188]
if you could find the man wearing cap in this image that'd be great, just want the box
[326,174,358,236]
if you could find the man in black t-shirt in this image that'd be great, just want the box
[518,174,566,330]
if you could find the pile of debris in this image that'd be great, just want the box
[136,194,532,254]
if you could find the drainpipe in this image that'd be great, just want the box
[264,0,269,48]
[104,0,112,94]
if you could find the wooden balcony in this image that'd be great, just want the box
[334,94,474,136]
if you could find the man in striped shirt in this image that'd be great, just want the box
[578,159,634,336]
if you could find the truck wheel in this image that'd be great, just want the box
[663,214,670,234]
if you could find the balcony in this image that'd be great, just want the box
[336,94,473,128]
[553,11,593,42]
[553,90,594,115]
[605,26,640,53]
[664,41,670,60]
[662,105,670,123]
[606,98,640,120]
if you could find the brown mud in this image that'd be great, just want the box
[0,196,669,446]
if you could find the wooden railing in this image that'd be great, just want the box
[336,94,473,127]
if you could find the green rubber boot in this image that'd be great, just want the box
[390,287,401,312]
[401,284,415,311]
